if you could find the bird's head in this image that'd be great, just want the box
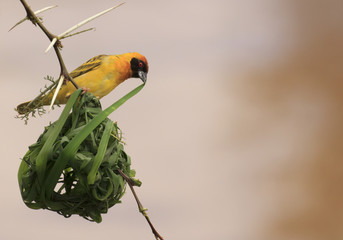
[129,53,149,83]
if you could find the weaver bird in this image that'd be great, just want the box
[16,52,148,114]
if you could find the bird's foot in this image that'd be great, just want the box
[81,87,90,95]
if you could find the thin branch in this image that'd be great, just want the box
[19,0,55,40]
[118,170,165,240]
[19,0,79,89]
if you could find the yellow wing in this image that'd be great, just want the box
[70,55,107,79]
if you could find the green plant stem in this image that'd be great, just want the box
[26,79,56,109]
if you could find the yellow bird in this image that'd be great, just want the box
[17,52,148,114]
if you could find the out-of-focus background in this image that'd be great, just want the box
[1,0,343,239]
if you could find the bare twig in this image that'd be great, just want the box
[19,0,79,90]
[118,170,165,240]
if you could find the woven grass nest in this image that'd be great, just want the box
[18,86,143,223]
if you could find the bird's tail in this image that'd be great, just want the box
[16,98,46,115]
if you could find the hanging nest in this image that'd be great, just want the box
[18,87,143,223]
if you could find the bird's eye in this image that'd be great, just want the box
[138,62,143,69]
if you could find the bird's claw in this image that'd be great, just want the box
[81,87,90,95]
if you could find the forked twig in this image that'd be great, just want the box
[118,170,165,240]
[18,0,79,90]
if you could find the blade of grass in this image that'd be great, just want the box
[35,89,82,185]
[87,120,113,185]
[44,83,145,199]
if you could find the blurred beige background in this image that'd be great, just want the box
[1,0,343,239]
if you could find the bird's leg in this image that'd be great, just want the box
[81,87,90,95]
[64,87,89,100]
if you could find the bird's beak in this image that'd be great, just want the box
[138,71,147,83]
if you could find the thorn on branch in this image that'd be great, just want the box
[45,2,125,53]
[45,38,57,53]
[49,75,64,112]
[58,3,125,39]
[61,28,95,39]
[9,5,57,31]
